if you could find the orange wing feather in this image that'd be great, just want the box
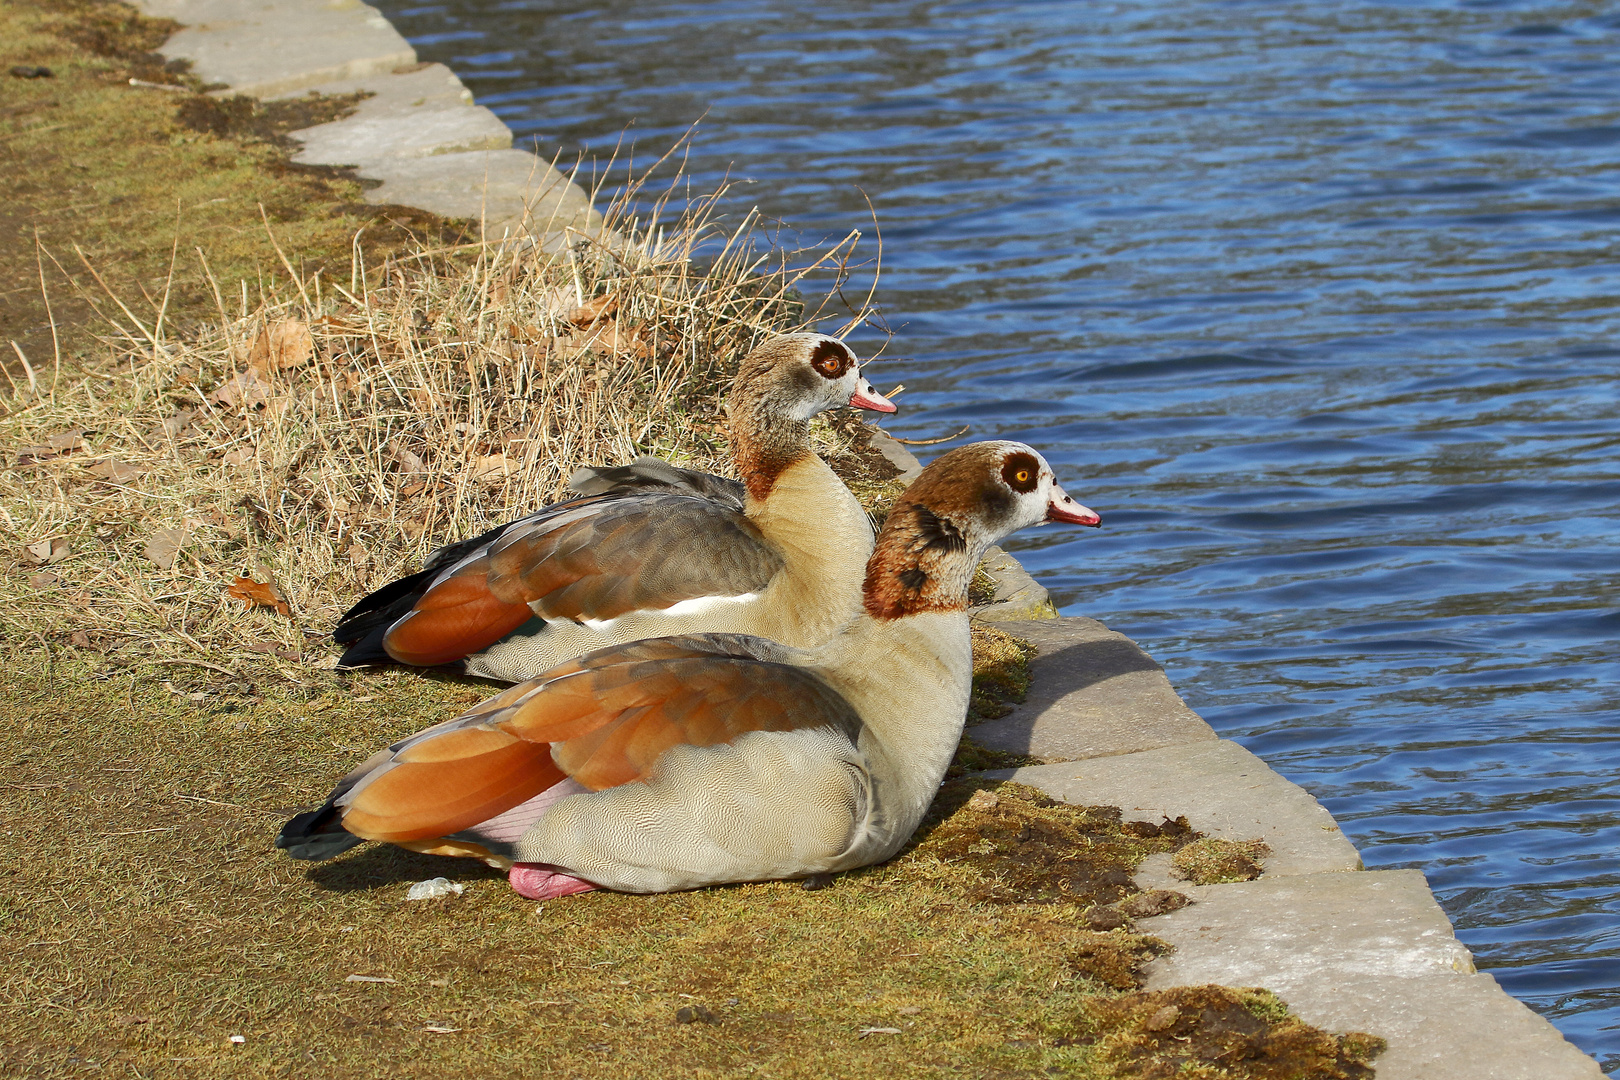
[330,636,861,849]
[382,562,536,666]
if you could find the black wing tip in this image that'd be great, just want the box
[334,634,396,669]
[276,807,364,861]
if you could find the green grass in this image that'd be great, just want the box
[1,0,460,371]
[0,659,1381,1079]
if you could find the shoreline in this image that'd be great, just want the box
[47,1,1608,1076]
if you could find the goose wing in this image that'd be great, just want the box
[336,489,784,668]
[277,634,860,857]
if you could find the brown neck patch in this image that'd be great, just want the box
[861,443,1027,619]
[733,419,811,503]
[862,502,975,620]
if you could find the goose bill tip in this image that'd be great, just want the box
[849,381,897,413]
[1046,493,1100,527]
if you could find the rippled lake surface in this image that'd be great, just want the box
[377,0,1620,1067]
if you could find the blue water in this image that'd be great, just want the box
[378,0,1620,1068]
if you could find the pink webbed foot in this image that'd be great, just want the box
[508,862,599,900]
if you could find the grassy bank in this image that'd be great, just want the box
[1,3,1383,1078]
[3,659,1381,1079]
[0,0,467,370]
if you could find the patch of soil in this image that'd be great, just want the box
[53,0,183,84]
[909,781,1198,910]
[175,91,370,150]
[1071,984,1386,1080]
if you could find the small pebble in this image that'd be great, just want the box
[1143,1005,1180,1032]
[674,1004,718,1025]
[966,789,1000,811]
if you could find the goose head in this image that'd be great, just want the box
[864,441,1098,619]
[729,334,895,500]
[730,334,894,425]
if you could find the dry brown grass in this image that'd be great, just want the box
[1,162,883,671]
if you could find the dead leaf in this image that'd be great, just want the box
[24,537,70,564]
[163,681,208,702]
[246,641,301,660]
[226,576,291,617]
[144,527,188,569]
[153,409,196,439]
[246,320,315,373]
[389,444,425,474]
[70,631,91,648]
[86,459,145,483]
[49,429,86,452]
[472,453,521,480]
[221,446,253,468]
[209,369,273,410]
[346,543,369,566]
[569,293,618,327]
[579,318,651,360]
[29,570,60,590]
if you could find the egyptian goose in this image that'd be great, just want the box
[332,334,896,682]
[279,441,1100,898]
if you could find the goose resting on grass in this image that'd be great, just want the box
[332,333,896,683]
[280,441,1100,899]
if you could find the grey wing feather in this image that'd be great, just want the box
[569,457,748,511]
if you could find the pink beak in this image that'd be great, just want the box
[849,376,897,413]
[1046,483,1100,527]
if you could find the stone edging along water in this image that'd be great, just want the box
[127,4,1604,1077]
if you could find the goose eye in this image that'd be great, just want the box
[1000,452,1041,493]
[809,341,850,378]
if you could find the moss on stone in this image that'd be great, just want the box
[1069,984,1386,1079]
[1172,837,1272,884]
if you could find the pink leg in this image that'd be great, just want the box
[508,862,599,900]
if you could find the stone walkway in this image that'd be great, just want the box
[965,609,1602,1079]
[136,0,599,241]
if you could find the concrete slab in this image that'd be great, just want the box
[136,0,417,99]
[272,59,474,106]
[994,739,1362,877]
[1139,870,1605,1080]
[288,64,512,166]
[967,616,1215,761]
[359,150,601,238]
[971,545,1059,622]
[867,427,923,483]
